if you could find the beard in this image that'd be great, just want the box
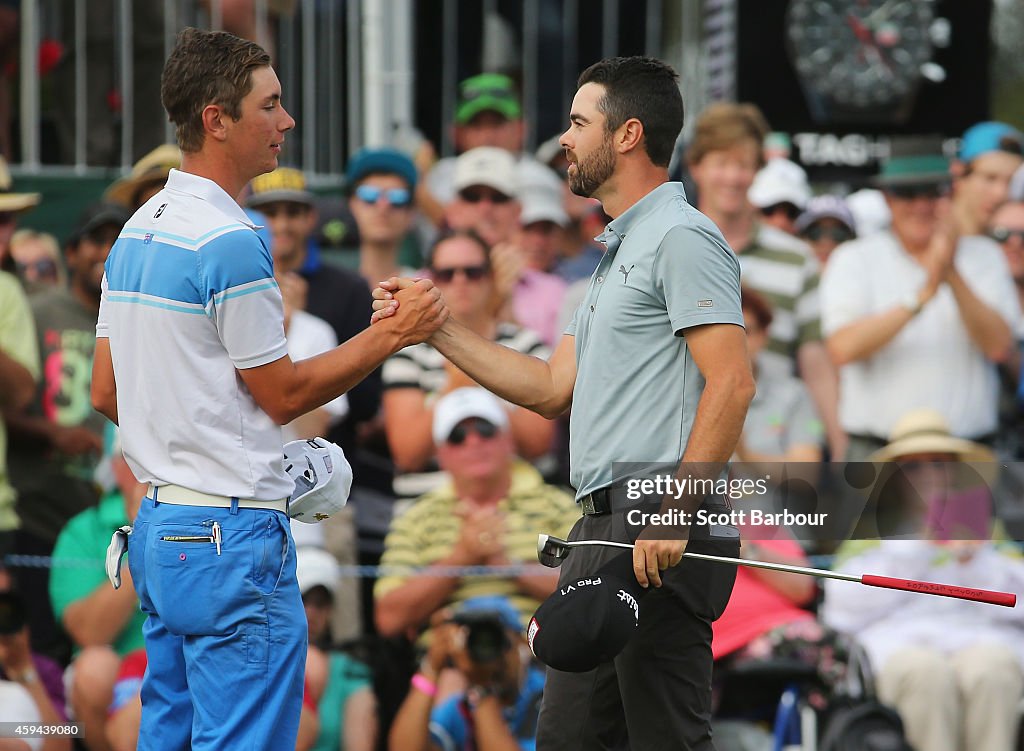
[568,137,616,198]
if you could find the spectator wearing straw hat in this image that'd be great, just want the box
[0,155,42,272]
[103,144,182,211]
[823,408,1024,751]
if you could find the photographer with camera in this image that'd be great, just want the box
[389,596,544,751]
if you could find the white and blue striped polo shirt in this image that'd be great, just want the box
[96,169,293,500]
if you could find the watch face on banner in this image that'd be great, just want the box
[786,0,937,116]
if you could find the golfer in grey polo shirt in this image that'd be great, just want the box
[372,57,753,751]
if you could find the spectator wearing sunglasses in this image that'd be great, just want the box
[795,195,857,267]
[446,147,568,347]
[748,157,811,237]
[990,201,1024,316]
[9,229,66,294]
[382,231,555,499]
[245,167,382,489]
[688,103,843,459]
[345,147,421,290]
[950,121,1024,238]
[821,137,1021,461]
[375,387,576,642]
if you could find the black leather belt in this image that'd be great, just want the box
[579,487,613,515]
[579,486,733,516]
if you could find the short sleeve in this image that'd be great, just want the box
[795,261,823,346]
[654,224,744,334]
[96,272,110,339]
[199,229,288,369]
[429,696,467,751]
[820,244,869,335]
[0,682,43,750]
[373,504,428,599]
[0,271,40,379]
[49,511,102,622]
[382,346,428,391]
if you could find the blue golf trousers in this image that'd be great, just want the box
[128,495,307,751]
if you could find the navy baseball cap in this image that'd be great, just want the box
[957,121,1024,164]
[345,147,418,192]
[528,552,645,672]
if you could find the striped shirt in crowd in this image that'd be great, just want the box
[373,461,578,636]
[736,223,822,378]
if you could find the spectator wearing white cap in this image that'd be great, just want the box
[846,188,892,237]
[748,158,811,237]
[795,195,857,267]
[446,147,567,347]
[374,387,577,641]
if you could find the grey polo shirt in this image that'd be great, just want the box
[565,182,743,498]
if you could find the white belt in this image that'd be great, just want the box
[148,484,288,512]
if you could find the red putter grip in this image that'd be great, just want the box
[861,574,1017,608]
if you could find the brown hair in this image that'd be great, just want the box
[577,57,683,167]
[160,28,271,153]
[426,229,493,270]
[686,102,770,168]
[741,287,774,331]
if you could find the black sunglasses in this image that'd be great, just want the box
[803,226,854,244]
[431,265,489,283]
[990,227,1024,244]
[460,188,513,204]
[886,184,946,201]
[760,203,802,222]
[260,202,309,218]
[447,418,499,445]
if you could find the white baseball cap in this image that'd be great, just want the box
[283,437,353,523]
[748,158,811,210]
[295,546,340,596]
[432,387,510,445]
[454,147,519,197]
[521,188,569,228]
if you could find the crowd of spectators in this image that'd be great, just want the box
[2,64,1024,751]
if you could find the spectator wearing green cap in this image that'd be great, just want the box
[423,74,553,232]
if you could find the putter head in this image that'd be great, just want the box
[537,533,571,568]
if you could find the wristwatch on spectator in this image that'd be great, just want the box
[900,291,924,317]
[11,666,38,685]
[466,684,497,708]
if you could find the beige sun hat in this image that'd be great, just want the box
[103,144,182,208]
[0,156,41,213]
[868,409,996,476]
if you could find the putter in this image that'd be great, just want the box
[537,533,1017,608]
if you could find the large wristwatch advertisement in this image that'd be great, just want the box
[785,0,950,124]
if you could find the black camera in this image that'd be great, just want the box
[451,610,512,664]
[0,591,27,636]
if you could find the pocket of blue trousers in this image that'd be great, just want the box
[150,522,255,636]
[253,513,291,597]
